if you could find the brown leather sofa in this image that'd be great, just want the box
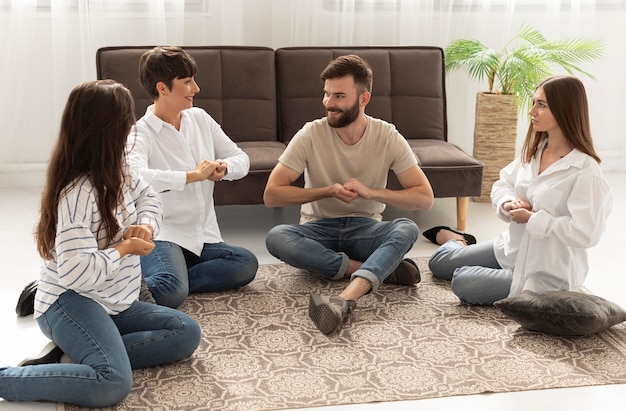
[97,46,483,230]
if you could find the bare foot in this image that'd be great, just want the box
[435,229,468,246]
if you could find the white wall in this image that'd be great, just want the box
[1,0,624,187]
[441,8,626,172]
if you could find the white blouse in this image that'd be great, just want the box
[491,142,613,297]
[127,106,250,255]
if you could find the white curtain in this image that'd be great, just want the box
[0,0,188,176]
[1,0,624,185]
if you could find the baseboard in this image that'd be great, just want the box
[0,163,46,188]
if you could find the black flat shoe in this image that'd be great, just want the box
[18,341,64,366]
[422,226,477,245]
[15,280,38,317]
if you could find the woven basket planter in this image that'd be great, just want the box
[472,92,518,202]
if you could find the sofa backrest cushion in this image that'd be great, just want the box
[275,47,447,144]
[96,46,278,143]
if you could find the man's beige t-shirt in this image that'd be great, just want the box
[279,115,418,223]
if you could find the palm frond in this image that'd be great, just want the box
[500,55,551,111]
[515,23,546,46]
[444,39,500,91]
[540,39,604,74]
[444,23,604,114]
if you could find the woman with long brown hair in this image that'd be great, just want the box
[426,75,613,305]
[0,80,200,407]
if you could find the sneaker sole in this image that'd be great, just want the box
[308,294,342,335]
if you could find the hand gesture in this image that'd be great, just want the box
[118,237,156,256]
[342,178,371,199]
[207,159,228,181]
[124,224,153,242]
[503,198,532,212]
[509,208,533,224]
[504,198,533,224]
[331,182,359,204]
[116,224,155,257]
[187,160,219,183]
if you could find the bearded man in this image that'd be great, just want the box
[263,54,434,335]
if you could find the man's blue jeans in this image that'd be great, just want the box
[0,290,201,408]
[265,217,419,292]
[428,240,513,305]
[141,240,258,308]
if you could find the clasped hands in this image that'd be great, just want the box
[503,198,533,224]
[115,224,155,257]
[331,178,370,204]
[193,159,228,182]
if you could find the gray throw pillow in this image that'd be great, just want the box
[494,290,626,336]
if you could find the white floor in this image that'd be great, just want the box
[1,172,625,411]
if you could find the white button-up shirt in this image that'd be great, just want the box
[491,141,612,297]
[127,106,250,255]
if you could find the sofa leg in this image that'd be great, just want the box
[456,197,468,231]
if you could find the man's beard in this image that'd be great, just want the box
[326,99,360,128]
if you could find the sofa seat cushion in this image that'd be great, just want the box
[238,141,287,173]
[393,139,483,198]
[407,139,479,168]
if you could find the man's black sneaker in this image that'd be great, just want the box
[384,258,421,286]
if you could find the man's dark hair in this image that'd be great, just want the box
[139,46,197,99]
[320,54,373,95]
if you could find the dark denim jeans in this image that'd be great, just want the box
[0,290,201,407]
[141,240,258,308]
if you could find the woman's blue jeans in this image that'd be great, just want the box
[265,217,419,292]
[428,240,513,305]
[141,241,258,308]
[0,291,201,408]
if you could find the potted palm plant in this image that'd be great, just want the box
[445,24,604,201]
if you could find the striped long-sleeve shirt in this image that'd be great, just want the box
[34,171,162,318]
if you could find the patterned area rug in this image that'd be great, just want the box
[62,258,626,411]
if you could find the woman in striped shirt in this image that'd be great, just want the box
[0,80,201,407]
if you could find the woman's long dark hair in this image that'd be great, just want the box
[521,75,600,164]
[35,80,136,259]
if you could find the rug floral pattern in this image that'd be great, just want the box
[63,258,626,411]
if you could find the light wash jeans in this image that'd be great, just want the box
[265,217,419,292]
[0,290,201,408]
[428,240,513,305]
[141,240,258,308]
